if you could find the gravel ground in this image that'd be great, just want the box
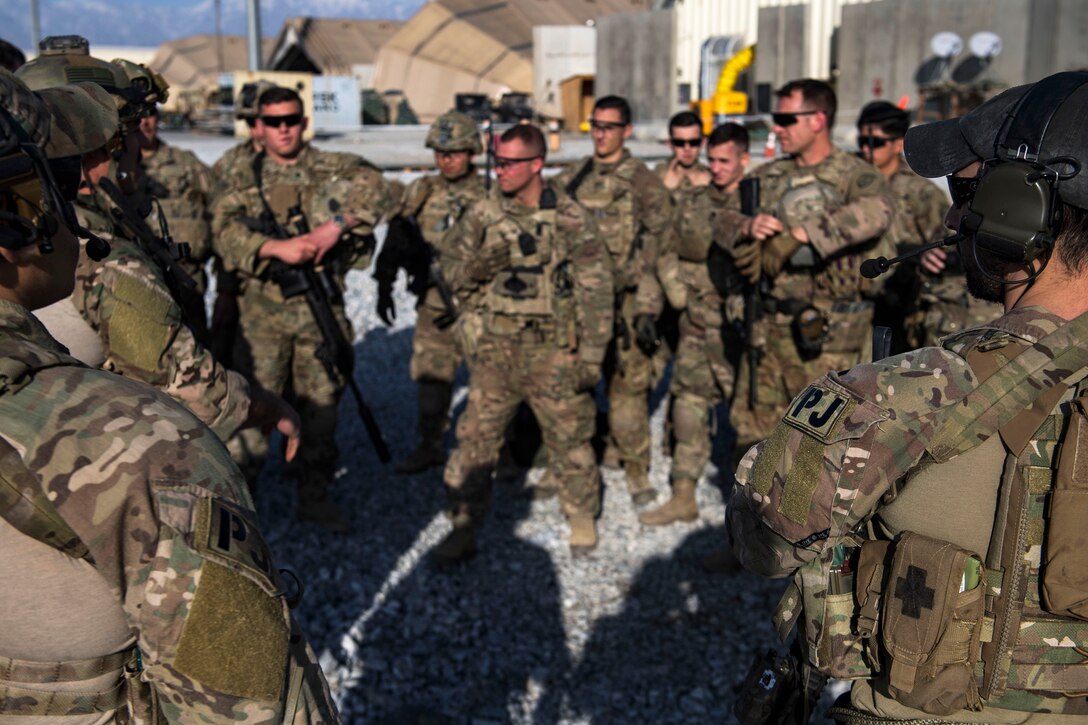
[172,132,840,723]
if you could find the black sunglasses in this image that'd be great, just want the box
[260,113,303,129]
[857,135,901,150]
[589,119,626,132]
[947,175,979,207]
[494,155,541,169]
[670,137,703,148]
[772,110,821,127]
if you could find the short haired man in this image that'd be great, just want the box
[730,78,893,455]
[641,122,753,529]
[374,110,486,474]
[555,95,677,506]
[434,123,614,562]
[656,111,711,190]
[730,70,1088,723]
[0,67,339,724]
[214,86,396,531]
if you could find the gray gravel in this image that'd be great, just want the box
[173,132,835,723]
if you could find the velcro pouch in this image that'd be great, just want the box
[881,531,985,715]
[1042,396,1088,620]
[823,303,873,353]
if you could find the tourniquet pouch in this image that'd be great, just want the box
[1042,395,1088,620]
[823,301,873,353]
[881,531,985,715]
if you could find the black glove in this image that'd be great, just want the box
[633,314,660,356]
[377,278,396,326]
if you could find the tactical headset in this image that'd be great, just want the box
[964,72,1088,267]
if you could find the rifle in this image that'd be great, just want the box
[243,161,391,463]
[739,177,764,410]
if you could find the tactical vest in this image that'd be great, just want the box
[567,158,638,270]
[0,339,150,720]
[484,189,563,323]
[783,314,1088,719]
[675,184,715,263]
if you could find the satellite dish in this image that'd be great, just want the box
[930,32,964,59]
[969,31,1002,59]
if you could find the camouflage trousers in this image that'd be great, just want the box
[444,332,599,526]
[604,307,655,473]
[669,307,736,484]
[238,290,349,502]
[731,306,869,451]
[410,300,463,384]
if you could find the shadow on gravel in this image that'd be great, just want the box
[338,466,572,724]
[562,526,787,724]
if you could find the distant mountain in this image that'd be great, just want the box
[2,0,424,50]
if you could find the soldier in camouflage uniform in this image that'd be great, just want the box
[17,39,301,460]
[127,63,216,335]
[729,72,1088,723]
[731,79,893,454]
[376,110,486,474]
[433,124,614,563]
[554,95,676,507]
[0,67,339,724]
[214,86,395,532]
[640,123,752,529]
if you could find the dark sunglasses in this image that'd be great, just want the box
[947,175,979,207]
[772,110,821,127]
[670,137,703,148]
[260,113,303,129]
[857,135,901,150]
[589,119,626,132]
[494,156,541,169]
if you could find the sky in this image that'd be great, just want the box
[5,0,427,49]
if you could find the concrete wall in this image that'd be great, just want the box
[534,25,597,119]
[755,4,809,95]
[837,0,1036,129]
[597,9,676,124]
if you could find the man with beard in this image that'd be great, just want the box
[729,71,1088,723]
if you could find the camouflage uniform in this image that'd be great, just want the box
[0,68,338,724]
[0,301,339,723]
[212,140,260,198]
[440,185,614,535]
[214,145,395,515]
[555,150,675,498]
[729,307,1088,722]
[730,149,894,449]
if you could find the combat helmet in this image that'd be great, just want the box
[426,110,483,155]
[235,79,277,121]
[112,58,169,108]
[16,36,148,127]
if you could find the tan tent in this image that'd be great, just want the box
[373,0,648,121]
[148,34,274,94]
[267,18,404,75]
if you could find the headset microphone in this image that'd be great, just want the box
[82,227,110,261]
[860,232,964,279]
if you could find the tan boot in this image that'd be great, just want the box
[397,381,451,474]
[601,443,621,470]
[625,464,658,507]
[531,467,560,500]
[430,525,477,566]
[638,478,698,526]
[568,515,598,557]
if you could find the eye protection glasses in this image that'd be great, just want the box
[260,113,304,129]
[669,137,703,148]
[772,110,821,127]
[857,135,901,150]
[947,175,980,207]
[589,119,625,133]
[493,156,541,170]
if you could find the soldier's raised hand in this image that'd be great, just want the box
[246,387,302,462]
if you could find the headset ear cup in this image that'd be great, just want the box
[970,162,1057,263]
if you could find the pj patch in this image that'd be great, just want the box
[785,384,854,443]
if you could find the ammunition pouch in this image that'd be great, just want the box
[790,305,829,361]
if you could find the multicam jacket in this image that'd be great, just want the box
[554,150,675,316]
[728,306,1088,719]
[752,148,894,303]
[65,189,252,440]
[440,184,615,368]
[140,139,214,267]
[0,299,339,723]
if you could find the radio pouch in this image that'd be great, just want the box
[1042,393,1088,620]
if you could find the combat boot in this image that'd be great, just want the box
[296,498,350,533]
[397,380,452,474]
[601,443,622,470]
[638,478,698,526]
[430,525,477,566]
[625,464,658,507]
[531,467,560,500]
[568,514,598,557]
